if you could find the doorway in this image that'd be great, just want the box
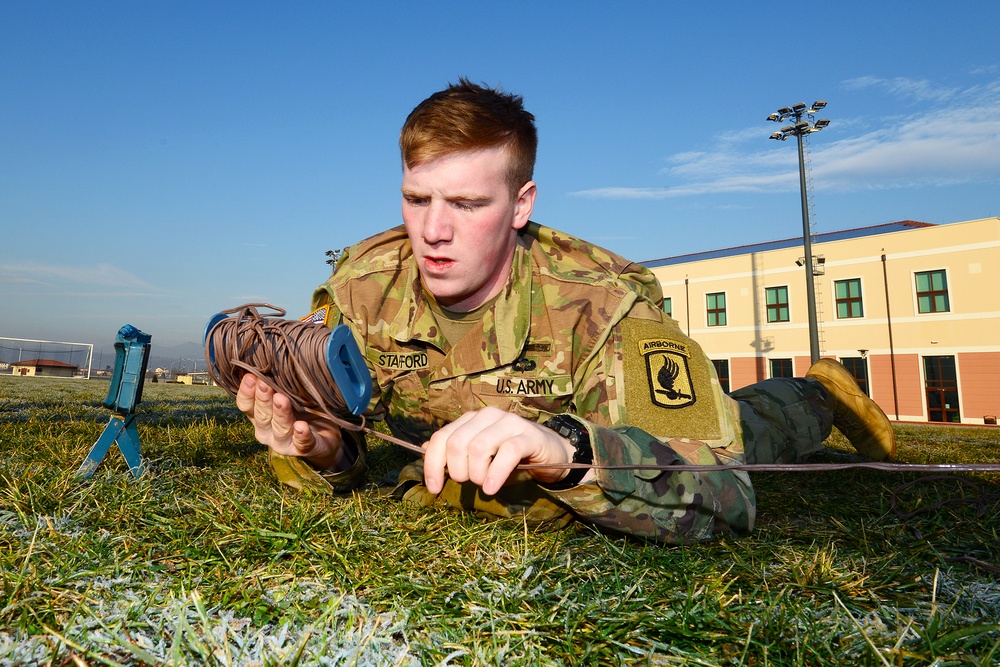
[924,355,960,423]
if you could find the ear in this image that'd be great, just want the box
[511,181,536,230]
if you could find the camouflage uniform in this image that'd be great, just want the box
[272,222,834,544]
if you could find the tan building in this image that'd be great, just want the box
[644,216,1000,425]
[11,358,79,378]
[176,372,213,386]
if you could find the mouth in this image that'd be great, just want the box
[423,255,455,273]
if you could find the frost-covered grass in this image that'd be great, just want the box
[1,375,999,666]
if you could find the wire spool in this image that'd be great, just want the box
[203,303,372,419]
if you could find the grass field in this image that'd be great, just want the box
[1,375,998,666]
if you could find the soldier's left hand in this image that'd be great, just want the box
[422,406,582,496]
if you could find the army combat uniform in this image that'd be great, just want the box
[272,222,835,544]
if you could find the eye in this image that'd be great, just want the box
[404,195,429,207]
[453,200,488,212]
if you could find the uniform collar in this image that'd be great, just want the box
[390,234,532,370]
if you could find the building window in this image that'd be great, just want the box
[663,296,672,319]
[915,270,950,313]
[706,292,727,327]
[770,358,793,378]
[765,286,789,323]
[711,359,730,394]
[840,357,870,396]
[835,278,864,319]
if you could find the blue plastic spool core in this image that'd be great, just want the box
[203,313,229,366]
[326,325,372,416]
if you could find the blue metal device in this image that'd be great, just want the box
[77,324,152,479]
[203,312,372,416]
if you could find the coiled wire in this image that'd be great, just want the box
[203,303,377,440]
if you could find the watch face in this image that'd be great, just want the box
[547,416,585,449]
[547,417,574,440]
[561,426,580,446]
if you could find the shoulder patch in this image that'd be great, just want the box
[301,305,331,326]
[619,318,722,441]
[639,338,695,408]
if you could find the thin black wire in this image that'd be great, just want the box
[204,303,1000,475]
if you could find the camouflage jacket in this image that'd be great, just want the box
[284,222,754,544]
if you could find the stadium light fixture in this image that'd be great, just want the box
[766,100,832,363]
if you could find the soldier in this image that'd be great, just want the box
[236,79,895,544]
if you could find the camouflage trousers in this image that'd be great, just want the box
[731,377,834,464]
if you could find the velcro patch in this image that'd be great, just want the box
[620,318,722,441]
[640,338,695,409]
[479,374,572,397]
[367,349,430,371]
[300,305,331,325]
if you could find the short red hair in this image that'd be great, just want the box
[400,78,538,196]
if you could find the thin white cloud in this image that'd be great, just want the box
[0,262,163,293]
[841,75,960,103]
[972,64,1000,76]
[816,104,1000,190]
[571,78,1000,200]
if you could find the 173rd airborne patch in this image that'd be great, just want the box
[640,338,696,409]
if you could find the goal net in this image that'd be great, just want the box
[0,337,95,380]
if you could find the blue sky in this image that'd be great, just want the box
[2,1,999,356]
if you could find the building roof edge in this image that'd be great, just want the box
[643,220,937,268]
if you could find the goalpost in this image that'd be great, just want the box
[0,337,95,380]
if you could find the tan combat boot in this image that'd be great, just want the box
[805,359,896,461]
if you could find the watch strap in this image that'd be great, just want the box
[538,414,593,490]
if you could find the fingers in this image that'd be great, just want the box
[280,418,345,470]
[423,408,572,497]
[287,420,317,456]
[235,373,257,413]
[423,412,474,494]
[234,373,344,469]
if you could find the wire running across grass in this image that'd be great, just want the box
[203,303,1000,574]
[203,303,1000,476]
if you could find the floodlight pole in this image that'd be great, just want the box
[767,102,830,364]
[795,129,820,363]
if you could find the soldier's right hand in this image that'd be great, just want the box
[236,374,348,471]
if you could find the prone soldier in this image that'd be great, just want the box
[236,79,895,544]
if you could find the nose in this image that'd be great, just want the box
[421,201,453,245]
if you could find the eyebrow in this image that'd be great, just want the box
[401,188,492,203]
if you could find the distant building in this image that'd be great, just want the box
[11,358,79,378]
[643,216,1000,425]
[176,371,213,386]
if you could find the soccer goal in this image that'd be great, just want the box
[0,337,95,380]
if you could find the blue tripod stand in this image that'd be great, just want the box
[78,325,152,478]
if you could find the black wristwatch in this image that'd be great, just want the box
[539,414,594,490]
